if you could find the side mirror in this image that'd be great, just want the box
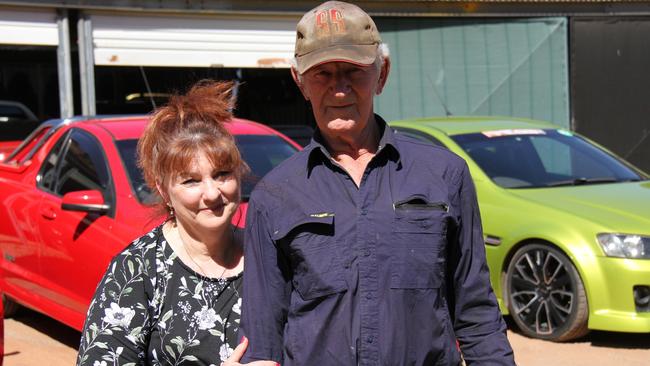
[61,190,110,214]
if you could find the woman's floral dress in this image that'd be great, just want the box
[77,225,243,366]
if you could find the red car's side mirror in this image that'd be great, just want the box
[61,190,110,214]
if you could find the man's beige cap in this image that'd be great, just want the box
[294,1,382,74]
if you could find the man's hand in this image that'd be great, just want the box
[222,336,279,366]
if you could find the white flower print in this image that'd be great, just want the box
[219,343,233,361]
[156,257,166,273]
[178,300,192,321]
[232,298,241,315]
[103,302,135,328]
[126,334,138,345]
[78,226,244,366]
[193,305,219,330]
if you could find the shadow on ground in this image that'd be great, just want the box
[505,316,650,350]
[11,306,81,349]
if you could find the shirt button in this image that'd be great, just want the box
[363,249,371,257]
[360,209,368,215]
[366,336,374,343]
[365,292,372,300]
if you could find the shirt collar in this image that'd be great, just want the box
[305,114,401,174]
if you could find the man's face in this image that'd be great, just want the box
[296,60,388,136]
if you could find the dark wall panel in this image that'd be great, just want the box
[571,17,650,173]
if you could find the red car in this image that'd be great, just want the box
[0,115,300,331]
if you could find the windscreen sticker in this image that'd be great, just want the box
[482,129,546,138]
[557,129,574,137]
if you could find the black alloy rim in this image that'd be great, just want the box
[509,248,575,335]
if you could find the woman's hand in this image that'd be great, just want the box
[222,336,279,366]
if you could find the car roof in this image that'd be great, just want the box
[390,116,560,136]
[74,115,284,140]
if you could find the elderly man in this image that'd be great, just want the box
[240,1,515,365]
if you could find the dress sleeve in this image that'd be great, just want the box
[448,162,515,365]
[239,197,291,363]
[77,238,154,366]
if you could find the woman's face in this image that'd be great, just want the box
[163,152,240,234]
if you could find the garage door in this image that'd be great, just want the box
[90,12,297,68]
[0,8,58,46]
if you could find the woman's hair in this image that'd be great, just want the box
[137,79,248,217]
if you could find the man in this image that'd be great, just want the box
[240,1,515,365]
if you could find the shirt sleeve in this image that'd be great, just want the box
[448,162,515,365]
[240,196,291,363]
[77,244,152,366]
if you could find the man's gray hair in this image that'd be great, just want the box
[291,43,390,82]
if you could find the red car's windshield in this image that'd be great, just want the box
[115,135,299,204]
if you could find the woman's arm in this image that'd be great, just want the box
[77,242,153,366]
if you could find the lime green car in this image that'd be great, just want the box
[389,116,650,341]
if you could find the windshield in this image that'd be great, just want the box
[116,135,298,204]
[452,129,645,188]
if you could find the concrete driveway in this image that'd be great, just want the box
[3,308,649,365]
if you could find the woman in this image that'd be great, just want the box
[77,80,274,366]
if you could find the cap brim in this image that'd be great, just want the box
[296,44,378,74]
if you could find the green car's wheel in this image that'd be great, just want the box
[3,294,21,318]
[505,243,589,341]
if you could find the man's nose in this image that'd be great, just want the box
[333,73,351,96]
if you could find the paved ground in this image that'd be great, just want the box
[2,307,650,365]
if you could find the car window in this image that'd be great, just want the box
[39,129,112,200]
[55,130,111,196]
[114,139,151,204]
[453,129,644,188]
[0,105,28,119]
[115,134,299,204]
[236,135,299,199]
[38,131,69,192]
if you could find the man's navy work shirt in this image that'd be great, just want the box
[240,116,514,365]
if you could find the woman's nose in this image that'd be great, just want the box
[202,180,222,201]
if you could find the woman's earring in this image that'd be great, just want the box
[168,204,175,218]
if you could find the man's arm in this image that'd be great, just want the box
[240,197,291,363]
[448,162,515,365]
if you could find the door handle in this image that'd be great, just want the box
[40,206,57,220]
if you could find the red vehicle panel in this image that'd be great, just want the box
[0,116,301,330]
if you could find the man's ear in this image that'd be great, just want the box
[376,58,391,95]
[291,67,310,101]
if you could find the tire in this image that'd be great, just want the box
[505,243,589,341]
[3,294,21,318]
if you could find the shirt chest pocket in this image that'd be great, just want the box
[273,214,347,301]
[391,198,448,289]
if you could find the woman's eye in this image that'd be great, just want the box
[215,171,232,180]
[181,178,198,185]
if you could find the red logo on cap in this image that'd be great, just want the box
[315,9,346,36]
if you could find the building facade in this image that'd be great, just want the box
[1,0,648,171]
